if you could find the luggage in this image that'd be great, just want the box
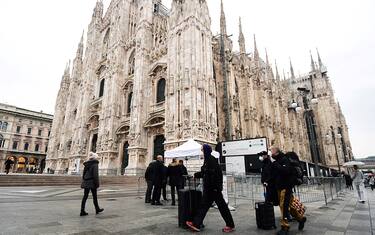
[290,196,306,218]
[255,201,276,230]
[178,189,202,228]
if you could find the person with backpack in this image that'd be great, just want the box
[270,147,306,235]
[186,144,235,233]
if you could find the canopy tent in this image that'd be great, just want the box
[165,139,219,159]
[343,161,365,167]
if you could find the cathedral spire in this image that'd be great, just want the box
[275,60,281,81]
[64,60,71,77]
[289,57,295,79]
[76,30,84,59]
[265,49,270,66]
[253,34,259,61]
[220,0,227,36]
[317,48,323,68]
[265,49,274,79]
[238,17,246,54]
[310,50,316,72]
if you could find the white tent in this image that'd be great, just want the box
[165,139,219,159]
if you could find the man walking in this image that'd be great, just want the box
[151,155,164,205]
[4,158,14,174]
[270,147,306,235]
[351,165,365,203]
[186,144,235,233]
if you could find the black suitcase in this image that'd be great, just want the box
[255,202,276,230]
[178,189,202,228]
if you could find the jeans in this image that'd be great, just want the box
[170,184,181,205]
[152,184,162,203]
[81,188,100,212]
[193,190,235,228]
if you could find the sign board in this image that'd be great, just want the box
[226,156,246,175]
[222,137,267,157]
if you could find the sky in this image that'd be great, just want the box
[0,0,374,158]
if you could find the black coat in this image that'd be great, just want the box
[146,160,164,186]
[195,155,223,192]
[261,158,272,184]
[5,159,14,170]
[168,162,183,186]
[271,153,294,190]
[81,159,100,189]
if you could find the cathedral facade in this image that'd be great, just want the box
[46,0,352,175]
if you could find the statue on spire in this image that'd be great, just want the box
[238,17,246,55]
[220,0,227,36]
[289,58,295,79]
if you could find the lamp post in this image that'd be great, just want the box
[330,127,341,172]
[292,87,321,177]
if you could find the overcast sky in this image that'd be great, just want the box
[0,0,374,158]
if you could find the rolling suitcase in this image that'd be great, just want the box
[255,201,276,230]
[178,177,202,228]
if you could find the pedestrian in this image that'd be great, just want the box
[151,155,164,205]
[80,152,104,216]
[351,165,365,203]
[4,158,14,174]
[370,175,375,191]
[144,161,155,203]
[186,144,235,233]
[179,160,188,188]
[270,147,306,235]
[259,151,277,205]
[343,172,353,190]
[168,158,183,206]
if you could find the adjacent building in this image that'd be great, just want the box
[0,103,53,173]
[46,0,353,176]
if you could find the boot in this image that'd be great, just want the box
[96,208,104,214]
[80,211,88,216]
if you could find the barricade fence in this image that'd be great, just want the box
[226,175,346,208]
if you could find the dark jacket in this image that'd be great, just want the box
[81,159,100,189]
[271,153,294,190]
[5,159,14,170]
[261,158,272,184]
[146,160,164,186]
[168,162,183,186]
[195,145,223,192]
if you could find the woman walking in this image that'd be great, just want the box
[80,152,104,216]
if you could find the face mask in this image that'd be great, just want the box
[259,156,264,162]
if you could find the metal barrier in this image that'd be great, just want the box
[137,176,147,199]
[226,175,346,208]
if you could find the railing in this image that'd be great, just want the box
[226,175,346,208]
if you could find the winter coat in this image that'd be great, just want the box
[5,159,14,170]
[146,160,164,186]
[194,145,223,192]
[168,162,183,187]
[81,159,100,189]
[261,158,272,184]
[351,170,364,185]
[271,153,294,190]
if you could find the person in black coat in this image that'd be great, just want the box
[80,152,104,216]
[161,163,168,201]
[186,144,235,233]
[145,161,155,203]
[179,160,188,188]
[150,155,164,205]
[4,158,14,174]
[271,147,306,235]
[260,151,277,205]
[168,158,183,206]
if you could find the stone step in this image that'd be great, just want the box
[0,175,139,187]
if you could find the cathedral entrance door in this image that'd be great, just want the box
[121,141,129,175]
[153,135,165,161]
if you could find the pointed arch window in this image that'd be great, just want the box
[156,78,166,103]
[99,79,105,98]
[128,51,135,76]
[35,144,40,152]
[127,92,133,114]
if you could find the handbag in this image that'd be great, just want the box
[290,197,306,217]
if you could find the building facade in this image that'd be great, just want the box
[0,103,53,173]
[47,0,352,176]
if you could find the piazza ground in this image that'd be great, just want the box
[0,186,374,235]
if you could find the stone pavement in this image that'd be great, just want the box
[0,186,373,235]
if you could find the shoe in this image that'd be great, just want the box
[276,229,289,235]
[298,217,307,231]
[222,226,235,233]
[154,202,163,206]
[80,211,88,216]
[171,202,176,206]
[145,200,151,203]
[96,208,104,214]
[186,221,200,232]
